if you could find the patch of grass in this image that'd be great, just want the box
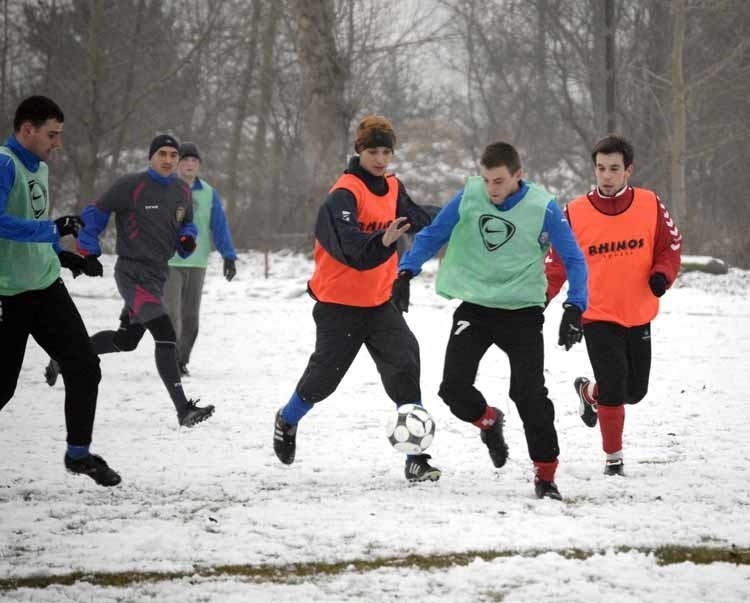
[1,545,748,591]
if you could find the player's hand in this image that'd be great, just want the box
[391,270,413,313]
[179,235,196,253]
[558,303,583,351]
[58,251,85,278]
[382,217,410,247]
[54,215,85,238]
[82,255,103,277]
[649,273,667,297]
[223,258,237,282]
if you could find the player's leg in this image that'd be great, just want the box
[143,312,214,427]
[501,306,561,499]
[583,322,629,475]
[274,303,364,464]
[365,303,440,481]
[176,267,205,373]
[31,280,120,486]
[365,302,421,404]
[90,306,146,354]
[162,267,184,365]
[437,303,507,467]
[625,322,651,405]
[0,292,34,410]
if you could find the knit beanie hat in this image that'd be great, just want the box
[179,142,201,161]
[354,115,396,153]
[149,134,179,158]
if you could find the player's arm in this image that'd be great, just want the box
[75,175,140,256]
[398,190,461,277]
[209,189,237,261]
[395,180,439,234]
[545,201,587,312]
[650,195,682,289]
[315,188,394,271]
[544,205,572,303]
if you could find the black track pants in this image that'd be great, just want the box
[438,302,559,463]
[1,278,100,445]
[296,301,421,404]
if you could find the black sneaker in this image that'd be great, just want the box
[534,479,562,500]
[404,454,441,482]
[273,408,297,464]
[480,408,508,468]
[178,399,215,427]
[64,453,121,487]
[179,363,190,377]
[44,359,60,387]
[574,377,598,428]
[604,458,625,476]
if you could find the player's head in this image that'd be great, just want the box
[148,134,180,177]
[13,96,64,160]
[354,115,395,177]
[480,142,522,205]
[591,134,634,196]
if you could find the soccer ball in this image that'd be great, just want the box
[385,404,436,453]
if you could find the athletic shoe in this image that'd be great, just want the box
[574,377,598,428]
[178,399,215,427]
[179,363,190,377]
[534,479,562,500]
[480,408,508,468]
[604,458,625,476]
[44,359,60,387]
[404,454,441,482]
[64,453,121,487]
[273,408,297,464]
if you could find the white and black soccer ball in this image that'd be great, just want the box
[385,403,436,454]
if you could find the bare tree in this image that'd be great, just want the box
[294,0,348,228]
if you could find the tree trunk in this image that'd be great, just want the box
[79,0,104,203]
[670,0,688,225]
[224,0,261,229]
[109,0,147,175]
[295,0,348,232]
[254,0,280,232]
[604,0,616,132]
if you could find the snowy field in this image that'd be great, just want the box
[1,251,749,602]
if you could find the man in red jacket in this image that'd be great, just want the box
[546,134,682,476]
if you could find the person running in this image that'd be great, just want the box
[163,142,238,377]
[1,95,120,486]
[546,134,682,476]
[273,115,442,481]
[393,141,588,500]
[48,134,215,427]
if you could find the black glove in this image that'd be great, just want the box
[391,270,413,313]
[649,273,667,297]
[558,303,583,351]
[82,254,103,277]
[58,250,86,278]
[54,215,84,238]
[179,235,196,253]
[223,258,237,282]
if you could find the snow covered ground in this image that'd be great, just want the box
[1,252,749,602]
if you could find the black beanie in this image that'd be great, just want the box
[179,142,201,161]
[149,134,179,158]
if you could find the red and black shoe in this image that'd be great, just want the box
[574,377,598,428]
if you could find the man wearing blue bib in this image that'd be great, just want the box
[164,142,237,377]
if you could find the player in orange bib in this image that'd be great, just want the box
[272,115,441,482]
[546,135,682,476]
